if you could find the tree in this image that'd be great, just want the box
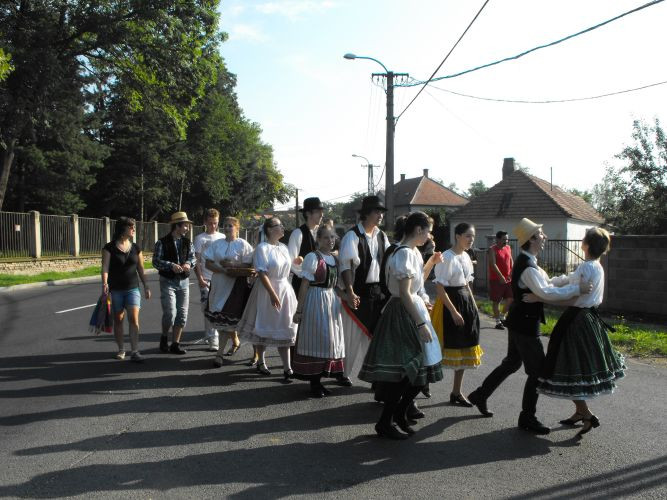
[592,118,667,234]
[0,49,12,81]
[0,1,221,210]
[465,180,488,199]
[566,188,593,204]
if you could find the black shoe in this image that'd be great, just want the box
[336,376,353,387]
[393,411,416,435]
[495,322,505,330]
[560,413,584,426]
[407,402,425,420]
[159,335,169,353]
[374,422,409,440]
[577,415,600,438]
[421,384,431,399]
[310,385,325,398]
[518,413,551,435]
[468,389,494,417]
[169,342,187,355]
[450,393,474,407]
[282,369,294,384]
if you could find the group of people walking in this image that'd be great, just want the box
[101,197,625,441]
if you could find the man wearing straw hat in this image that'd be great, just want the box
[153,211,196,355]
[468,218,592,434]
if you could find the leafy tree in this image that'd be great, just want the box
[0,48,12,81]
[592,118,667,234]
[465,180,488,199]
[0,0,221,210]
[566,188,593,204]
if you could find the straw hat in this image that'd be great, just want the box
[514,218,543,246]
[169,211,193,224]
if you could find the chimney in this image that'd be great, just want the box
[400,173,405,181]
[502,158,515,179]
[423,168,429,178]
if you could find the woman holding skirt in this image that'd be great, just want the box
[431,222,483,407]
[525,227,625,438]
[203,216,254,367]
[359,211,443,440]
[237,217,298,382]
[292,225,346,397]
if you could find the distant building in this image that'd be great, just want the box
[393,168,468,215]
[450,158,604,247]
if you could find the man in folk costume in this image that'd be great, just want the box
[153,211,197,355]
[288,197,324,295]
[338,195,390,386]
[468,218,592,434]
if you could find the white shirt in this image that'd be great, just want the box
[288,225,318,278]
[565,260,604,308]
[194,231,225,281]
[517,251,581,301]
[339,223,390,283]
[433,249,474,287]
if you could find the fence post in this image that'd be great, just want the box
[29,210,41,259]
[103,217,110,244]
[152,221,158,248]
[70,214,80,257]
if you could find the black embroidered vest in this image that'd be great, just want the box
[504,252,546,336]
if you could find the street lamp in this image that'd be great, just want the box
[344,53,407,230]
[352,153,379,196]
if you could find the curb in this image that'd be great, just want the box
[0,269,158,294]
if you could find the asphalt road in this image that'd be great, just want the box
[0,276,665,499]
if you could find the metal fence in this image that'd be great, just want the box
[79,217,106,256]
[40,214,72,257]
[0,211,33,259]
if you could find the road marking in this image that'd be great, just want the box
[55,304,96,314]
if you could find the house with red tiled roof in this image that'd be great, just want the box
[393,168,468,214]
[450,158,605,246]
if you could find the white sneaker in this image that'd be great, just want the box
[208,337,219,352]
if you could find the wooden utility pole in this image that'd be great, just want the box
[294,188,300,227]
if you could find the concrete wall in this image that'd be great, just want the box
[0,254,152,276]
[602,235,667,319]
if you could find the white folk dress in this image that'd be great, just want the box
[203,238,254,332]
[238,242,298,346]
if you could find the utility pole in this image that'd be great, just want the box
[352,154,380,195]
[294,188,300,228]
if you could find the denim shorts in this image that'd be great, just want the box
[111,288,141,313]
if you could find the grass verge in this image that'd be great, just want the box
[0,262,154,288]
[476,298,667,358]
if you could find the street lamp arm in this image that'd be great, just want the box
[343,53,389,73]
[352,153,369,165]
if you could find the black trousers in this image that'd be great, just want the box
[476,329,545,415]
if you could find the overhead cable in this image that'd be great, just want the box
[398,0,664,88]
[428,79,667,104]
[396,0,491,121]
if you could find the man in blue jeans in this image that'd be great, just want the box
[153,212,196,354]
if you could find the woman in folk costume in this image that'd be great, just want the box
[237,217,298,382]
[338,195,390,386]
[288,197,324,294]
[203,216,254,368]
[525,227,625,438]
[430,222,483,408]
[292,224,346,397]
[359,211,443,440]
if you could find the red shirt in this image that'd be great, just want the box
[489,243,512,281]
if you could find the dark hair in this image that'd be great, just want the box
[496,231,508,240]
[521,240,531,251]
[114,217,135,240]
[393,215,408,241]
[262,217,280,237]
[171,222,187,232]
[454,222,472,236]
[404,211,433,238]
[583,227,611,259]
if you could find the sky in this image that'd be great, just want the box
[217,0,667,210]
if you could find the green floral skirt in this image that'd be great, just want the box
[537,307,625,400]
[358,298,443,387]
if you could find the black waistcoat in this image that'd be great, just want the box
[291,225,317,293]
[158,233,191,280]
[504,252,545,336]
[350,224,387,292]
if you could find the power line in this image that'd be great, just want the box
[427,78,667,104]
[396,0,491,121]
[398,0,664,88]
